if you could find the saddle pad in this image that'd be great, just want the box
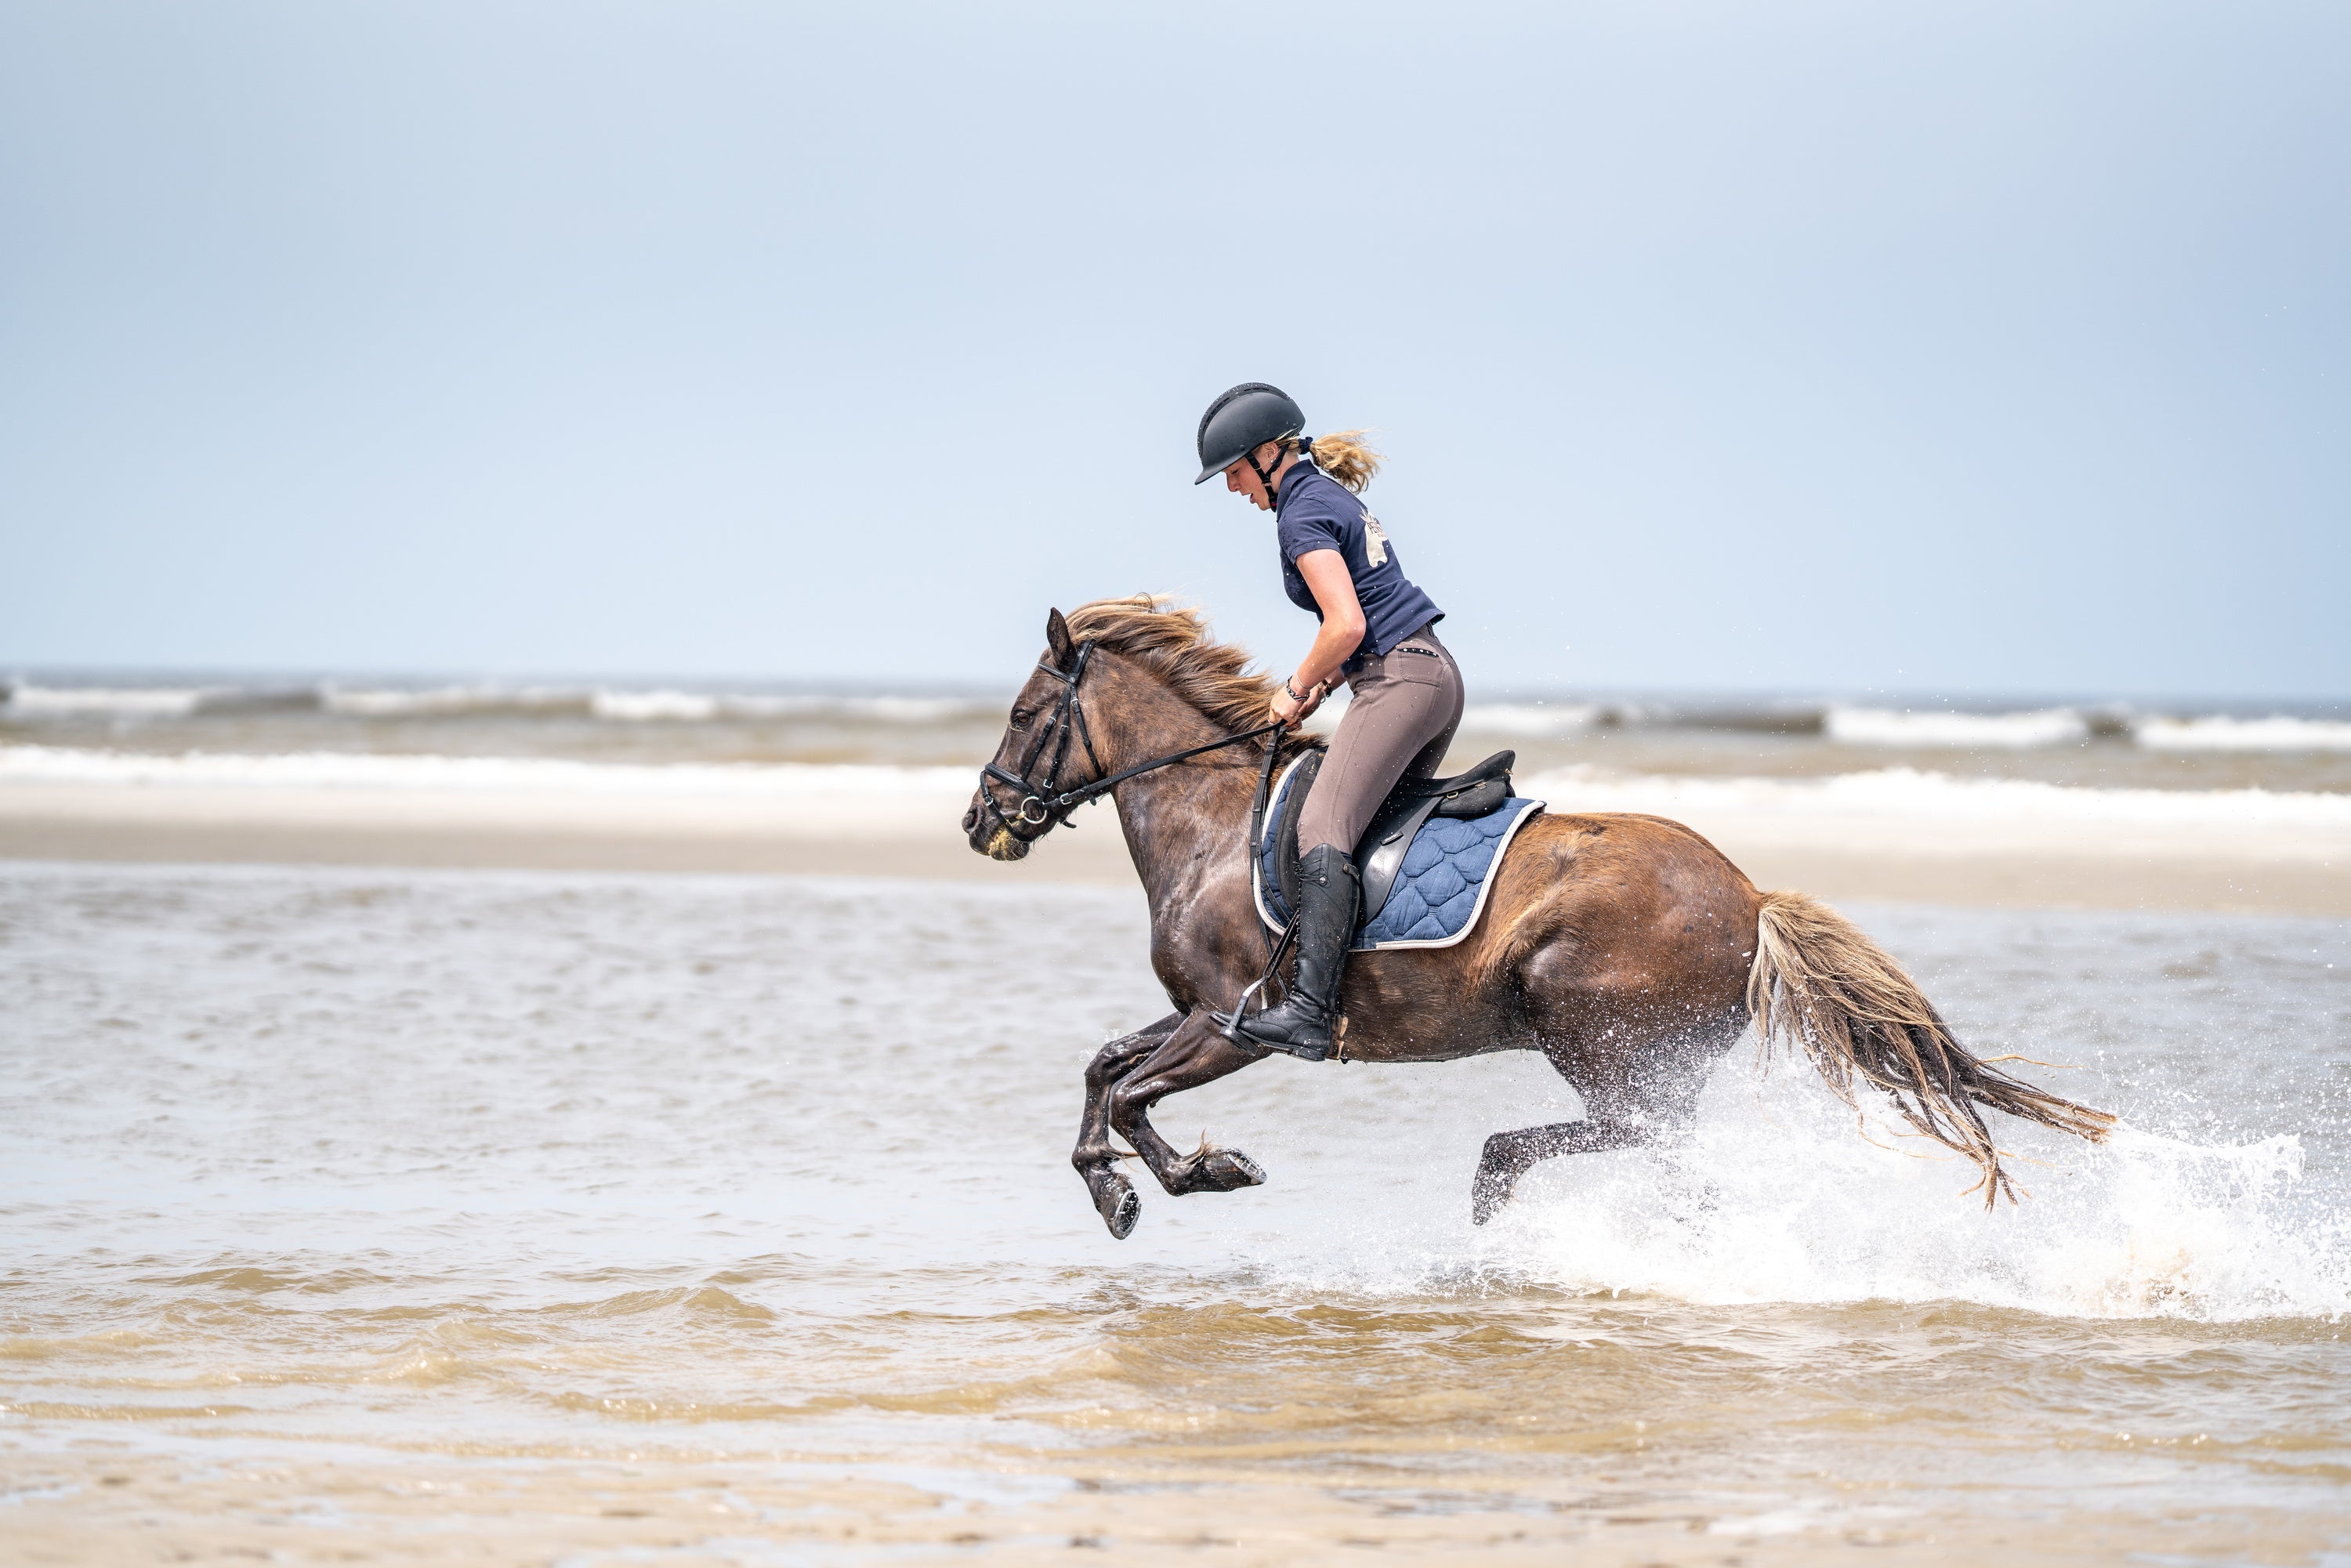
[1252,755,1545,951]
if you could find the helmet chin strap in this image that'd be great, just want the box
[1246,437,1302,507]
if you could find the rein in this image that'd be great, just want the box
[980,636,1302,1051]
[980,640,1285,833]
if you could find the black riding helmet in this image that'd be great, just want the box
[1194,382,1307,495]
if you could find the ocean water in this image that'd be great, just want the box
[6,674,2350,794]
[4,861,2347,1560]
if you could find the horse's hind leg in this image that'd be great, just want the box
[1471,1116,1653,1226]
[1072,1012,1181,1239]
[1471,1024,1735,1225]
[1108,1010,1270,1208]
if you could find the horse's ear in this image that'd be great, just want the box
[1045,608,1076,668]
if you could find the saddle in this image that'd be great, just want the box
[1266,749,1517,926]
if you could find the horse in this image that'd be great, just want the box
[962,597,2115,1240]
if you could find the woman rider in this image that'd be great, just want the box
[1194,382,1466,1057]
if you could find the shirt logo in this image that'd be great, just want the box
[1364,516,1390,567]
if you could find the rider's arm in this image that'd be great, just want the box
[1288,548,1367,698]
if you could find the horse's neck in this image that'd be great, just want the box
[1103,716,1262,909]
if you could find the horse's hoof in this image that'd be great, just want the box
[1470,1173,1509,1226]
[1199,1150,1266,1191]
[1097,1178,1139,1240]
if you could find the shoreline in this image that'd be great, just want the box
[2,772,2344,914]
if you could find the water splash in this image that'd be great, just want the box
[1474,1061,2349,1322]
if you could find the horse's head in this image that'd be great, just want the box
[965,596,1287,860]
[964,607,1103,860]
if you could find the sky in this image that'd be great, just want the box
[2,0,2345,698]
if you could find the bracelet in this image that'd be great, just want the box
[1284,679,1309,703]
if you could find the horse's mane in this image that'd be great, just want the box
[1063,596,1321,752]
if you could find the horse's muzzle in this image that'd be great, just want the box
[964,791,1033,860]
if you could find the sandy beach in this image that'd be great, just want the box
[8,1443,2326,1566]
[2,762,2342,914]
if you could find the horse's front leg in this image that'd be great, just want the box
[1107,1010,1271,1217]
[1071,1012,1182,1239]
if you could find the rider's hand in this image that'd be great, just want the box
[1270,679,1327,727]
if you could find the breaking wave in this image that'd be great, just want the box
[0,681,992,725]
[6,679,2345,755]
[1519,762,2351,827]
[1457,703,1604,738]
[8,745,2349,837]
[2136,715,2351,753]
[1,686,216,718]
[0,745,973,796]
[323,685,585,718]
[1458,699,2348,753]
[325,686,989,723]
[1825,706,2091,748]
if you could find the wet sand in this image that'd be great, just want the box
[1,774,2343,914]
[6,865,2346,1566]
[6,1446,2334,1566]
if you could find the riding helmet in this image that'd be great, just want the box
[1194,382,1306,484]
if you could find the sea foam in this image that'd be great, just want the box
[1522,763,2351,829]
[1827,705,2091,748]
[0,681,992,725]
[1456,703,1604,738]
[10,679,2346,755]
[2136,715,2351,753]
[0,685,215,717]
[0,744,974,797]
[6,745,2349,830]
[322,684,585,717]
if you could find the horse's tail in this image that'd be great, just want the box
[1746,889,2115,1208]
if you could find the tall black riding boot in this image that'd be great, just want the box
[1238,843,1359,1061]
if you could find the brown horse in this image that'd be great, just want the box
[963,597,2114,1240]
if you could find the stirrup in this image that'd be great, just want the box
[1210,972,1329,1062]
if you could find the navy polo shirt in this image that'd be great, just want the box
[1275,457,1443,671]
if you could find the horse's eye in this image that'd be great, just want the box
[1009,709,1032,730]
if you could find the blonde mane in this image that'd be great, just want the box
[1063,596,1319,751]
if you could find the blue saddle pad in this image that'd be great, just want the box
[1253,759,1545,951]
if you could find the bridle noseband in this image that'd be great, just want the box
[981,641,1108,833]
[979,640,1282,838]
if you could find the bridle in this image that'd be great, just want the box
[981,638,1303,1041]
[979,640,1283,838]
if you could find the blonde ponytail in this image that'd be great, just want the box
[1294,429,1382,493]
